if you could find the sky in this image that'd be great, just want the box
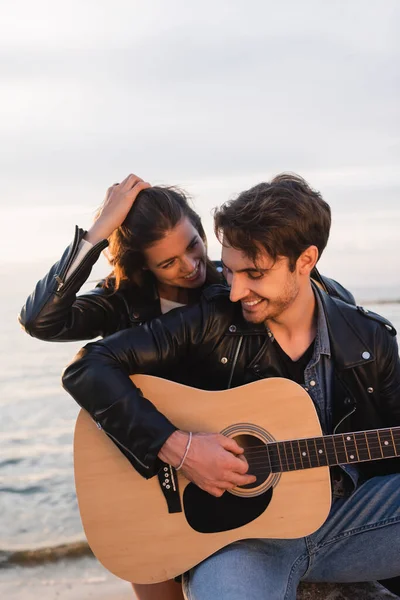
[1,0,399,293]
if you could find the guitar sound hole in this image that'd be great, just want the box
[233,434,270,489]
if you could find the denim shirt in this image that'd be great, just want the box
[304,289,332,435]
[307,290,359,492]
[269,289,358,493]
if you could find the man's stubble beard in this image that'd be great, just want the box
[242,276,300,325]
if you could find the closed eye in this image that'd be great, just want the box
[161,259,176,269]
[247,271,265,280]
[160,238,199,269]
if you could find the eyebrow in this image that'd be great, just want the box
[156,235,199,268]
[220,259,268,274]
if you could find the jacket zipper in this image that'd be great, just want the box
[227,336,243,389]
[54,226,83,292]
[96,422,150,471]
[333,406,356,434]
[54,238,108,295]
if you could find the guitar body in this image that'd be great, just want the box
[74,376,331,583]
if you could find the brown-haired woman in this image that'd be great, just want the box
[19,173,223,600]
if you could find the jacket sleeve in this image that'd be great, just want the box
[62,297,223,478]
[377,332,400,425]
[18,226,129,341]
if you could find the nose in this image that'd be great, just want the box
[182,254,196,273]
[229,274,249,303]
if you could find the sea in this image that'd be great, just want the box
[1,260,399,571]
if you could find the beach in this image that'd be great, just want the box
[0,555,133,599]
[1,556,398,599]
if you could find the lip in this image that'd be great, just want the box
[182,262,202,282]
[241,298,264,311]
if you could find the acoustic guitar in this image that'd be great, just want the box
[73,375,399,584]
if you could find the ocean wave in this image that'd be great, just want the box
[0,540,93,568]
[0,458,23,468]
[0,467,71,485]
[0,443,72,460]
[0,484,44,495]
[0,424,75,442]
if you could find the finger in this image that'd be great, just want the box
[208,487,225,498]
[127,182,151,199]
[236,454,251,473]
[227,473,257,487]
[126,180,151,197]
[219,435,244,455]
[126,174,145,189]
[119,173,144,188]
[106,184,119,192]
[225,454,250,475]
[132,180,151,191]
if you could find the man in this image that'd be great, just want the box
[63,174,400,599]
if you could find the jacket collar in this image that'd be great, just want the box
[226,284,376,369]
[314,285,375,369]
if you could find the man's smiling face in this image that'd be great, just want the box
[221,242,301,324]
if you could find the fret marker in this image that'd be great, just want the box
[346,436,351,441]
[350,455,355,460]
[302,452,307,456]
[384,441,389,445]
[318,449,323,454]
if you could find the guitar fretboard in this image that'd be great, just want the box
[264,427,400,472]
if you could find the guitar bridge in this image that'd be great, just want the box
[157,464,182,514]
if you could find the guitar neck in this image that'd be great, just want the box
[265,427,400,473]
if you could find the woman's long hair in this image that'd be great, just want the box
[104,186,220,293]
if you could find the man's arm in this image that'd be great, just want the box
[62,295,256,493]
[62,301,210,477]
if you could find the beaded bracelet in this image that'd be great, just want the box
[176,432,193,471]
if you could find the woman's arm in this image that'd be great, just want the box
[19,175,151,341]
[18,226,129,341]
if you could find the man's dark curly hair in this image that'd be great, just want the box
[214,173,331,271]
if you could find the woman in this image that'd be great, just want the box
[20,174,222,341]
[19,173,222,600]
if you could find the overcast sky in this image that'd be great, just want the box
[1,0,399,292]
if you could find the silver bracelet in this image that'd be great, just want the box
[175,432,192,471]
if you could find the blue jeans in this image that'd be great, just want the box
[183,474,400,600]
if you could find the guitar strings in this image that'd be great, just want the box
[232,452,395,476]
[242,441,396,453]
[243,444,398,460]
[239,450,397,472]
[242,442,398,457]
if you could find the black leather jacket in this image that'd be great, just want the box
[19,226,224,340]
[62,284,400,483]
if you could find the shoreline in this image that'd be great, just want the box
[1,555,397,600]
[0,554,134,600]
[0,540,92,568]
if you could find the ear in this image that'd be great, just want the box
[297,246,319,275]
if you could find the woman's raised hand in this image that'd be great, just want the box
[85,174,151,244]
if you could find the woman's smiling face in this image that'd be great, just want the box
[144,217,207,290]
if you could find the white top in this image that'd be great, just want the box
[160,297,186,314]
